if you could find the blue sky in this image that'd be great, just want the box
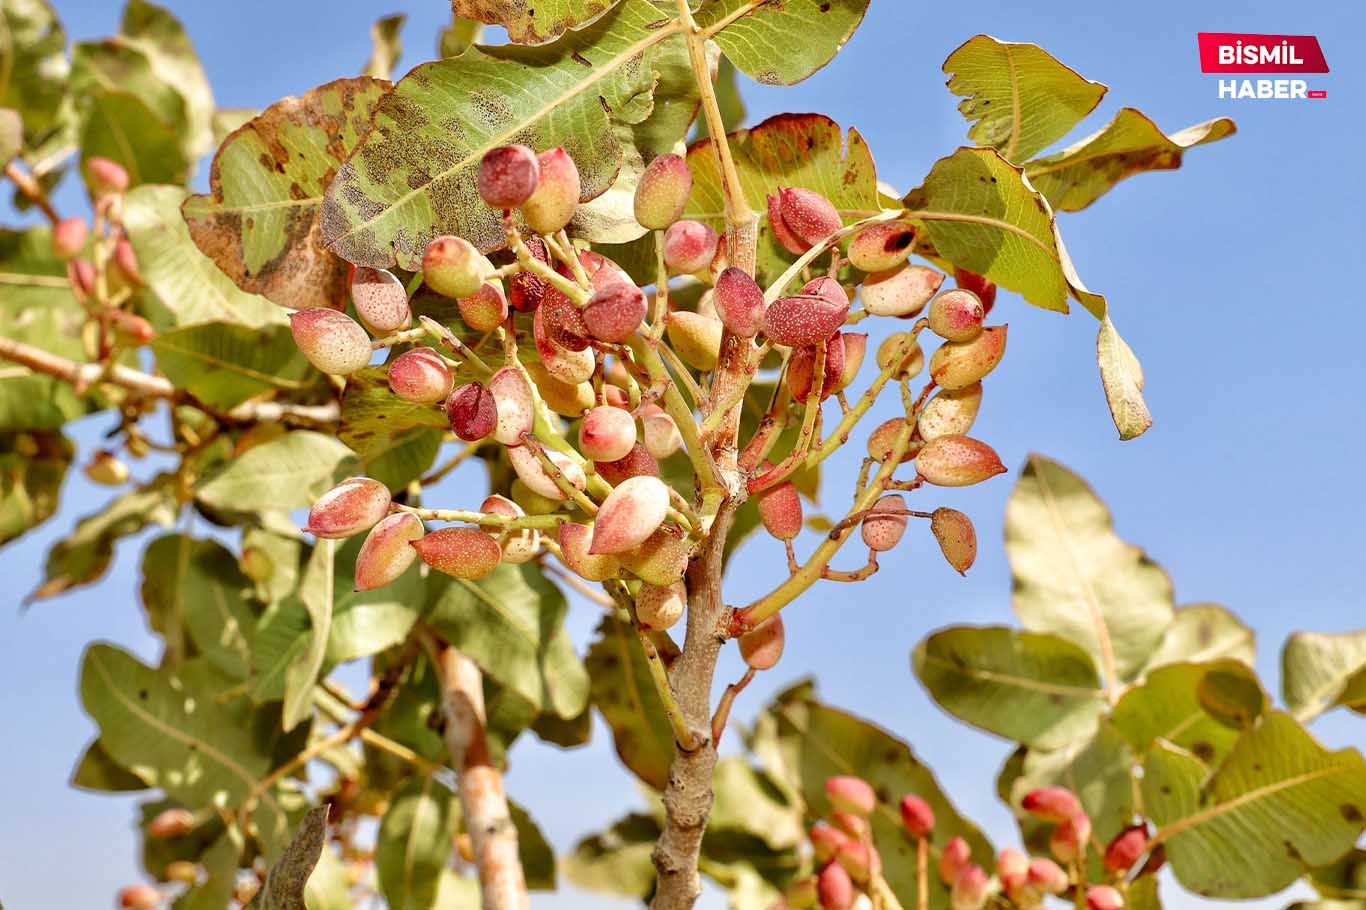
[2,1,1363,908]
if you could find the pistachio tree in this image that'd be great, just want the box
[4,3,1360,910]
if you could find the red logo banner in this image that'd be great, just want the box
[1197,33,1329,73]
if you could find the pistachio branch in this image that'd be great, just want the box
[390,502,566,530]
[4,160,60,224]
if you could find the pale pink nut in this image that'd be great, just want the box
[952,864,989,910]
[595,442,660,486]
[917,435,1007,487]
[566,249,630,291]
[488,367,535,446]
[590,475,670,555]
[765,278,849,347]
[662,220,719,274]
[930,325,1008,390]
[306,477,391,539]
[521,147,580,235]
[861,264,944,318]
[642,408,683,460]
[938,835,971,885]
[636,580,686,630]
[836,333,867,392]
[955,267,998,315]
[996,847,1028,895]
[1021,786,1083,822]
[113,237,142,286]
[534,328,595,384]
[603,383,631,409]
[51,216,87,260]
[424,235,492,299]
[930,507,977,575]
[458,282,509,333]
[1103,823,1149,874]
[876,332,923,380]
[665,311,723,371]
[918,383,982,441]
[539,290,590,351]
[146,808,194,839]
[446,382,497,442]
[768,187,841,256]
[834,840,874,884]
[1087,885,1125,910]
[1050,812,1091,863]
[713,267,767,338]
[830,810,870,841]
[508,237,551,312]
[634,153,692,230]
[479,144,539,209]
[738,614,784,670]
[558,522,621,581]
[68,258,96,299]
[579,405,637,462]
[756,476,803,541]
[787,333,845,402]
[388,347,453,404]
[1027,858,1069,895]
[899,794,935,838]
[583,280,647,343]
[290,308,372,375]
[825,776,877,817]
[929,289,985,343]
[847,221,915,272]
[866,418,920,464]
[507,444,586,501]
[109,309,155,346]
[87,156,130,196]
[118,884,161,910]
[618,524,690,585]
[351,266,411,334]
[861,494,908,552]
[817,859,854,910]
[481,494,538,564]
[810,824,851,863]
[354,512,423,591]
[412,527,503,580]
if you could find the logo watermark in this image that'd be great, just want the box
[1197,33,1329,100]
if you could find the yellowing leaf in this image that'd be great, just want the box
[1283,630,1366,722]
[1097,315,1151,440]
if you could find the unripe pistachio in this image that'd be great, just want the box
[876,332,924,380]
[118,884,161,910]
[164,860,198,884]
[511,478,561,515]
[147,808,195,839]
[446,381,498,441]
[596,441,661,486]
[52,216,87,260]
[930,507,977,575]
[583,279,647,343]
[618,523,690,584]
[640,406,683,460]
[558,522,621,581]
[765,290,849,347]
[662,220,719,274]
[458,281,509,332]
[899,794,935,838]
[865,418,918,464]
[1086,885,1124,910]
[930,325,1007,390]
[664,311,723,371]
[634,153,692,229]
[85,450,129,486]
[508,237,551,312]
[1103,823,1149,874]
[938,836,971,885]
[861,494,908,552]
[713,267,766,338]
[481,494,538,564]
[69,258,96,299]
[354,512,423,591]
[787,334,845,402]
[768,187,841,255]
[810,824,851,863]
[787,875,820,910]
[1021,786,1083,822]
[997,848,1028,895]
[738,614,784,670]
[352,266,410,333]
[954,268,997,314]
[826,776,877,816]
[1050,812,1091,864]
[603,382,631,409]
[817,860,855,910]
[835,840,873,884]
[831,809,871,841]
[540,290,590,351]
[413,527,502,579]
[928,289,985,343]
[507,444,586,501]
[388,347,453,403]
[756,475,803,541]
[534,328,595,384]
[88,156,130,196]
[917,435,1006,487]
[636,580,686,630]
[290,308,372,375]
[590,475,670,555]
[918,383,982,441]
[479,144,539,209]
[306,477,391,539]
[952,865,990,910]
[836,333,867,392]
[521,147,579,234]
[847,222,915,272]
[861,264,943,318]
[424,235,492,299]
[111,238,143,288]
[109,309,155,346]
[488,366,535,446]
[579,405,637,462]
[1027,858,1069,895]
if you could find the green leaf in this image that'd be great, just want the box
[439,17,482,58]
[1096,315,1151,441]
[78,89,190,187]
[913,625,1106,749]
[195,431,358,513]
[70,737,148,792]
[70,39,188,137]
[585,613,675,790]
[1307,849,1366,902]
[339,367,449,490]
[1005,454,1174,686]
[246,806,329,910]
[119,0,215,161]
[943,35,1106,162]
[363,14,404,79]
[427,562,589,720]
[564,812,660,898]
[283,538,335,730]
[183,77,390,312]
[1026,109,1236,212]
[141,534,258,679]
[708,757,804,851]
[903,146,1105,317]
[1113,660,1264,767]
[451,0,618,44]
[510,800,557,890]
[0,430,71,545]
[0,0,71,146]
[375,776,458,910]
[1144,712,1366,899]
[696,0,870,87]
[1283,631,1366,722]
[150,322,315,410]
[125,184,287,329]
[1143,602,1254,672]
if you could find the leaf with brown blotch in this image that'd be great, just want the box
[183,77,391,311]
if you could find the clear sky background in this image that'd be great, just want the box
[2,1,1363,908]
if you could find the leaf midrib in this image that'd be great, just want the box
[919,649,1104,700]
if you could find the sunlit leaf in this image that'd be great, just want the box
[1283,631,1366,722]
[1143,602,1254,672]
[376,776,458,910]
[451,0,616,44]
[1096,315,1151,440]
[120,0,215,161]
[695,0,870,87]
[141,534,259,678]
[1113,659,1263,766]
[70,39,187,137]
[150,322,316,410]
[195,430,358,513]
[564,812,660,898]
[78,89,189,187]
[0,0,71,146]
